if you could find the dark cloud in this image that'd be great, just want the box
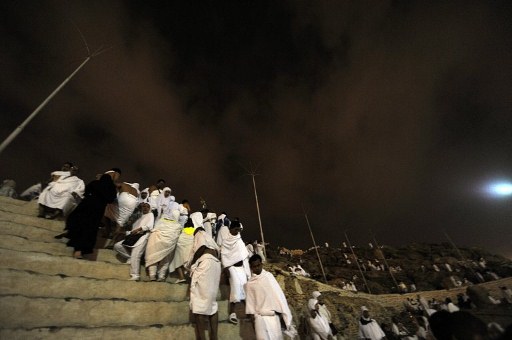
[1,1,511,258]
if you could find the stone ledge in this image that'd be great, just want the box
[0,296,231,328]
[0,322,250,340]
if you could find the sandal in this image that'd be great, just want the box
[229,313,238,325]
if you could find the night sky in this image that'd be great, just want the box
[1,1,511,258]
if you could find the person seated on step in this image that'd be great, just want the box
[37,165,85,219]
[0,179,17,198]
[113,201,154,281]
[19,182,42,201]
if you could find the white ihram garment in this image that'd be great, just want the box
[38,175,85,215]
[221,232,250,302]
[104,191,139,226]
[113,212,154,278]
[189,230,221,315]
[245,269,293,340]
[145,209,182,279]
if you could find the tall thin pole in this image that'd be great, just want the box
[0,56,91,154]
[345,231,372,294]
[304,212,328,284]
[443,230,476,277]
[251,173,267,259]
[372,234,399,289]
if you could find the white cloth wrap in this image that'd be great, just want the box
[144,210,182,267]
[228,265,248,302]
[308,313,331,340]
[358,318,386,340]
[216,225,229,247]
[245,269,293,334]
[104,192,138,226]
[168,232,194,273]
[38,176,85,215]
[190,253,221,315]
[254,313,283,340]
[221,233,249,267]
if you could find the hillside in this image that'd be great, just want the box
[0,196,510,339]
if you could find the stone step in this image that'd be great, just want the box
[0,268,190,302]
[0,296,233,329]
[0,197,40,216]
[0,233,119,264]
[0,209,64,232]
[0,220,65,244]
[0,247,129,280]
[0,322,253,340]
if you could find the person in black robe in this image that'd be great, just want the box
[66,168,121,259]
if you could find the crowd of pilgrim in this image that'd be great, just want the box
[2,163,512,339]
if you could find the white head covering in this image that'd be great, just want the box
[361,306,369,313]
[308,299,318,311]
[312,291,321,299]
[125,182,140,192]
[163,187,172,193]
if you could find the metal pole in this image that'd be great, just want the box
[345,231,372,294]
[304,213,328,284]
[443,230,476,277]
[251,174,267,259]
[0,56,91,154]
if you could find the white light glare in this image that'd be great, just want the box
[487,182,512,196]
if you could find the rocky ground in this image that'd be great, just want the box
[0,196,511,339]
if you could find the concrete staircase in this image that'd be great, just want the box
[0,196,255,339]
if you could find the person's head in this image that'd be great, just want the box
[361,306,370,319]
[106,168,122,181]
[62,162,73,171]
[229,220,241,235]
[249,254,263,275]
[201,208,210,219]
[70,166,79,176]
[182,199,191,212]
[141,191,148,199]
[445,297,452,304]
[140,202,151,214]
[163,187,171,197]
[156,179,166,189]
[312,291,322,303]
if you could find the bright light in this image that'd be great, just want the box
[486,181,512,197]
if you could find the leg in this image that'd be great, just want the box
[38,204,46,217]
[157,253,172,281]
[194,314,207,340]
[113,241,131,259]
[177,266,184,280]
[208,312,218,340]
[129,241,146,279]
[148,265,157,281]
